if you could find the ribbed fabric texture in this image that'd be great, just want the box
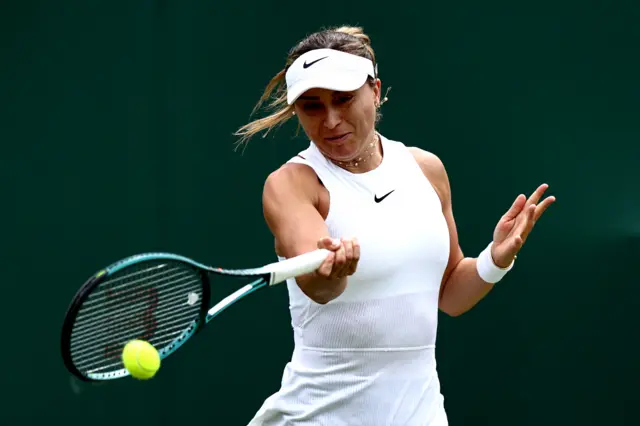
[248,135,451,426]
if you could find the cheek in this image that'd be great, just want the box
[296,114,322,137]
[352,102,376,128]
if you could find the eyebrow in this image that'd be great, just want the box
[298,92,352,101]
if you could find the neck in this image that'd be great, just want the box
[330,133,382,173]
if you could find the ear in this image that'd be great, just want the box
[373,79,382,106]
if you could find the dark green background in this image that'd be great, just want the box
[2,1,638,424]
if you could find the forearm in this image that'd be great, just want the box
[296,274,347,304]
[439,243,513,316]
[438,257,495,316]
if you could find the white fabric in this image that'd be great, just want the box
[476,242,514,283]
[285,49,376,105]
[248,134,451,426]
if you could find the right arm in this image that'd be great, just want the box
[262,163,359,304]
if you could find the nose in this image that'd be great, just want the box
[323,106,342,130]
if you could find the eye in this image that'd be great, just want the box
[335,95,353,105]
[302,102,323,111]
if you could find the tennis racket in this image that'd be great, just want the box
[60,248,330,382]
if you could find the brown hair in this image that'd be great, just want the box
[233,26,384,148]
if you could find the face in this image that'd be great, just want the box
[293,79,381,162]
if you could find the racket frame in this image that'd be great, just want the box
[61,249,328,382]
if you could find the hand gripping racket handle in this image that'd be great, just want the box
[261,249,331,285]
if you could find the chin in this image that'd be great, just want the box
[325,142,358,161]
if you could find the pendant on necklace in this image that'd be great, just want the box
[336,139,377,169]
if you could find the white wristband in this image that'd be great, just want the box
[476,242,515,284]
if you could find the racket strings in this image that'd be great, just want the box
[72,271,197,332]
[76,324,191,371]
[69,260,204,375]
[79,265,190,310]
[71,294,199,358]
[85,329,187,374]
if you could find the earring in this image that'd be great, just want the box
[380,87,391,106]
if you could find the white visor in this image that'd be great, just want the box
[285,48,376,105]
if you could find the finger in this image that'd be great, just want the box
[526,202,536,228]
[316,252,335,278]
[331,243,347,278]
[342,238,354,263]
[342,239,356,277]
[534,195,556,221]
[317,236,341,251]
[520,204,538,240]
[346,261,358,276]
[503,194,526,221]
[352,237,360,262]
[317,238,325,249]
[514,204,536,236]
[346,238,360,275]
[526,183,549,206]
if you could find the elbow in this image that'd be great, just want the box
[309,295,333,305]
[301,288,338,305]
[438,287,472,317]
[438,301,469,317]
[297,276,346,305]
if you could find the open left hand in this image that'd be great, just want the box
[491,183,556,268]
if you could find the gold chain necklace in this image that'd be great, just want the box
[331,134,380,169]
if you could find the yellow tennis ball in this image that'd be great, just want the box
[122,340,161,380]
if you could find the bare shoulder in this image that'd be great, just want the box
[406,147,447,176]
[263,162,322,208]
[264,161,316,191]
[406,146,451,205]
[261,161,330,259]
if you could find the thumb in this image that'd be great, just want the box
[512,235,524,252]
[493,236,522,267]
[317,236,341,251]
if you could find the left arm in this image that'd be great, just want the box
[408,147,555,317]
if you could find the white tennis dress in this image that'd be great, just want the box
[247,134,451,426]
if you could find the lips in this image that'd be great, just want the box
[324,133,350,144]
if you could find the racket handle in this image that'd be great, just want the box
[264,249,331,285]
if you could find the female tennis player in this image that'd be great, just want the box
[235,25,555,426]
